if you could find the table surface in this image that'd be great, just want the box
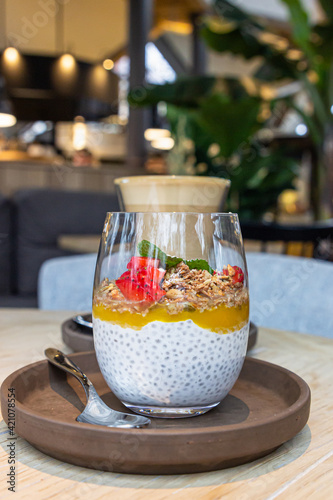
[0,309,332,500]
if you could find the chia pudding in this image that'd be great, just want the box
[93,249,249,416]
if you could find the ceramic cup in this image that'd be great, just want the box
[114,175,231,213]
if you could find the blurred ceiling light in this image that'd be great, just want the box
[103,59,114,70]
[151,137,174,150]
[295,124,308,136]
[3,47,20,64]
[0,78,16,127]
[59,53,76,71]
[0,112,16,127]
[144,128,171,141]
[89,64,108,93]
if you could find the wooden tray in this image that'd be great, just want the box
[1,352,310,475]
[62,315,259,352]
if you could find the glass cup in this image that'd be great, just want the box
[93,212,249,418]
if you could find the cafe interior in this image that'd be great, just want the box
[0,0,332,497]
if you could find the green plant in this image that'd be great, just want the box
[128,75,297,220]
[201,0,333,217]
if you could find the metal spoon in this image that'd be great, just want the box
[73,314,93,330]
[45,348,150,429]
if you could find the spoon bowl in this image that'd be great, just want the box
[45,348,151,429]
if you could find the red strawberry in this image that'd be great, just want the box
[223,265,244,284]
[127,256,160,270]
[116,258,166,301]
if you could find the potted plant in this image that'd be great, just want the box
[128,75,297,220]
[200,0,333,218]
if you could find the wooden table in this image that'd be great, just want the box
[57,234,101,254]
[0,309,332,499]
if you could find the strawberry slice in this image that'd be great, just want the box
[136,267,165,284]
[115,279,148,301]
[116,259,166,301]
[116,278,165,302]
[119,267,165,285]
[232,266,244,284]
[223,265,244,284]
[127,256,160,270]
[147,281,166,301]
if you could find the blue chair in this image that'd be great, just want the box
[246,253,333,338]
[38,254,97,311]
[38,252,333,338]
[38,251,131,311]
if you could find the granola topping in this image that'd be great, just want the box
[93,261,249,316]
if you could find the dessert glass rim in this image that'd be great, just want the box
[114,175,231,186]
[105,211,239,217]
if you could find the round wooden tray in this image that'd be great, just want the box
[1,352,310,474]
[62,315,259,352]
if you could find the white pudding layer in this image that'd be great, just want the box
[93,318,249,407]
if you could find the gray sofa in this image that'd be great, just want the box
[0,189,120,307]
[0,193,12,296]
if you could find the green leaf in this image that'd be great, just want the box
[201,24,263,59]
[212,0,263,30]
[289,100,323,145]
[186,259,214,274]
[279,0,313,56]
[165,256,183,268]
[137,240,168,265]
[201,21,299,82]
[254,52,298,81]
[197,94,262,157]
[128,76,216,108]
[137,240,213,274]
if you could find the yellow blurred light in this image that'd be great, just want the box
[260,85,277,101]
[206,18,237,34]
[307,70,319,83]
[258,32,289,51]
[151,137,175,150]
[144,128,171,141]
[157,20,193,35]
[59,53,76,71]
[208,143,220,157]
[3,47,20,64]
[0,113,17,128]
[73,117,87,150]
[103,59,114,70]
[286,49,303,61]
[90,64,108,89]
[279,189,299,214]
[240,76,258,97]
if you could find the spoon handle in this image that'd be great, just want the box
[45,348,91,399]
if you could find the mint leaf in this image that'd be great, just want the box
[186,259,214,274]
[166,256,183,268]
[137,240,167,264]
[137,240,213,274]
[138,240,182,268]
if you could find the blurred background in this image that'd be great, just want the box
[1,0,333,307]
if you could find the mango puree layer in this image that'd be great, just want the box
[93,300,249,333]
